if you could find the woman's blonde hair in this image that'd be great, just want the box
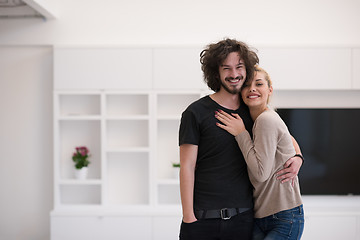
[254,65,272,88]
[252,65,273,105]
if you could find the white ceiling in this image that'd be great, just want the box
[0,0,55,20]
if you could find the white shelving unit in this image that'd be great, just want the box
[51,46,360,240]
[53,90,205,210]
[154,92,202,206]
[54,92,102,208]
[51,47,209,240]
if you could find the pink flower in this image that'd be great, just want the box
[72,146,91,169]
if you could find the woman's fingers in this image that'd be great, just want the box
[216,110,232,120]
[231,113,241,119]
[215,110,245,136]
[215,113,228,125]
[216,110,242,126]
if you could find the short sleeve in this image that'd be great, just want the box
[179,109,200,146]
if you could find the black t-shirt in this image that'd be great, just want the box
[179,96,254,211]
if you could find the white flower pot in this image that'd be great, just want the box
[75,167,88,180]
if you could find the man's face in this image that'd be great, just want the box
[218,52,246,94]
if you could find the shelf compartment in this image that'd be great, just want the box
[157,184,181,205]
[106,120,149,148]
[59,184,101,205]
[59,116,101,121]
[106,94,148,117]
[106,147,149,153]
[59,120,101,179]
[157,119,180,179]
[106,152,149,205]
[59,94,101,117]
[157,179,179,185]
[59,179,102,185]
[157,94,200,118]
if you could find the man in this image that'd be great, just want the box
[178,38,303,240]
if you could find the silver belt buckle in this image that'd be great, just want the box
[220,208,231,220]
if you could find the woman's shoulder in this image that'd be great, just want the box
[256,109,286,129]
[257,109,281,122]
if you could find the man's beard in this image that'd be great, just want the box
[221,76,244,94]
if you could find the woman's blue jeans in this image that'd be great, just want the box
[252,205,304,240]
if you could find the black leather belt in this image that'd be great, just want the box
[194,207,251,220]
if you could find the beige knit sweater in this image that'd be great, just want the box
[235,110,303,218]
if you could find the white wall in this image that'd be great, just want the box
[1,1,360,240]
[0,0,360,46]
[0,47,53,240]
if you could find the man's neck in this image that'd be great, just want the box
[210,90,241,110]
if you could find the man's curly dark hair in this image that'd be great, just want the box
[200,38,259,92]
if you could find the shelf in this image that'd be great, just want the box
[156,115,182,120]
[105,115,149,120]
[106,147,150,153]
[59,120,101,179]
[157,179,179,185]
[157,93,200,117]
[59,115,101,121]
[60,185,101,205]
[157,185,181,205]
[106,152,149,205]
[59,94,101,117]
[59,179,102,185]
[106,120,149,148]
[157,119,180,179]
[54,90,202,211]
[51,205,182,216]
[106,94,148,116]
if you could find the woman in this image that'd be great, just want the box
[215,65,304,240]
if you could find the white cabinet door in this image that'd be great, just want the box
[153,216,182,240]
[51,216,104,240]
[352,48,360,89]
[153,48,207,90]
[257,48,352,90]
[51,215,152,240]
[54,48,153,90]
[302,215,357,240]
[101,216,152,240]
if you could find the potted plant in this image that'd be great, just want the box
[72,146,90,179]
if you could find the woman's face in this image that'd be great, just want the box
[241,71,273,109]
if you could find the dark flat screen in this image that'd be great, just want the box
[276,108,360,195]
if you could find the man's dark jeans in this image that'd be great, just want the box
[179,209,254,240]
